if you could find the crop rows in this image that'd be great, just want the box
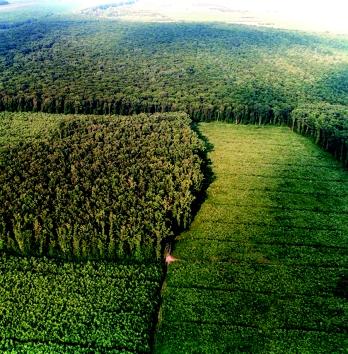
[161,287,347,332]
[165,261,346,296]
[156,322,347,354]
[0,254,162,352]
[191,204,348,230]
[173,240,347,266]
[204,189,348,212]
[155,123,348,353]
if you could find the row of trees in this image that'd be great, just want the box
[0,93,292,125]
[291,103,348,167]
[2,21,346,113]
[0,20,347,163]
[0,112,204,260]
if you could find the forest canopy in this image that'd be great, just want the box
[0,19,347,163]
[0,112,204,261]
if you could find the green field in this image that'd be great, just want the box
[155,123,348,353]
[0,255,162,353]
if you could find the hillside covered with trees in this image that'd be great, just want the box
[0,19,347,164]
[0,10,347,353]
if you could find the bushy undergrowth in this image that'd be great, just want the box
[0,254,162,352]
[0,112,203,260]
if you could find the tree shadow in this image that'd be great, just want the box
[334,273,348,299]
[190,122,216,220]
[163,122,215,254]
[152,121,216,351]
[160,120,215,243]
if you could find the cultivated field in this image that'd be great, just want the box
[0,256,162,353]
[155,123,348,353]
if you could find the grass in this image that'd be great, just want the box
[155,123,348,353]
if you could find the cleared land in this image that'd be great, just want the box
[155,123,348,353]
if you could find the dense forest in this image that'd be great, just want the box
[0,112,203,260]
[0,11,347,353]
[292,103,348,165]
[0,19,347,164]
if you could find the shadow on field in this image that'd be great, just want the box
[335,273,348,299]
[190,122,216,224]
[161,122,215,249]
[164,122,215,244]
[150,123,216,352]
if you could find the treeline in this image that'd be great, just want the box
[0,20,347,164]
[0,93,292,125]
[291,103,348,166]
[0,112,204,261]
[1,21,346,115]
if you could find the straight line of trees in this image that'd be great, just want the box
[0,21,347,166]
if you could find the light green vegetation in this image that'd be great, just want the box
[0,254,162,352]
[0,111,65,155]
[155,123,348,353]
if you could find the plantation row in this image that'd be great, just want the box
[0,93,292,125]
[0,254,162,352]
[0,112,203,260]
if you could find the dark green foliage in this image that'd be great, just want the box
[156,322,347,354]
[0,254,162,353]
[292,103,348,166]
[0,20,347,163]
[167,261,347,296]
[161,287,347,332]
[0,112,203,260]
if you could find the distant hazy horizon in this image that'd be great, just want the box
[2,0,348,34]
[66,0,348,34]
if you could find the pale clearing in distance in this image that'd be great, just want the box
[77,0,348,35]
